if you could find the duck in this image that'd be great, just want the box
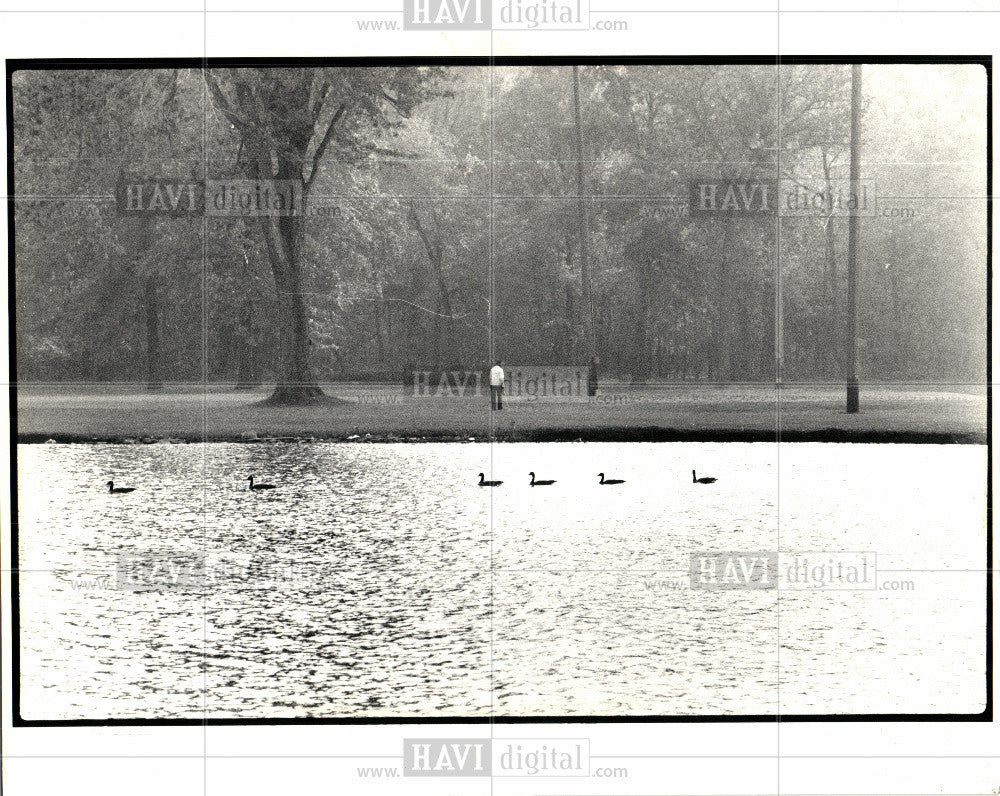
[598,473,625,485]
[106,480,136,494]
[478,473,503,487]
[692,470,717,484]
[529,472,556,486]
[247,475,277,491]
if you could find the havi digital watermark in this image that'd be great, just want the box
[403,0,589,30]
[403,738,590,777]
[690,550,878,590]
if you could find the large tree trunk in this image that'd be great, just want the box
[257,158,327,405]
[234,302,260,389]
[266,240,324,403]
[205,77,336,405]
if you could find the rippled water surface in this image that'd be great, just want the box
[16,442,987,719]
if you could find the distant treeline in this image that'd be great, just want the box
[13,64,986,387]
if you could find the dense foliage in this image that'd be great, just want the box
[12,63,987,388]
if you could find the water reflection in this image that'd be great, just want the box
[16,442,986,719]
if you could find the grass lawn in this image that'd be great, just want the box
[13,381,987,443]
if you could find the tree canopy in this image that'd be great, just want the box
[12,63,987,390]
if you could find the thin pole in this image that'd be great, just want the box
[572,65,596,362]
[846,63,862,413]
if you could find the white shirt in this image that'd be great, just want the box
[489,365,504,387]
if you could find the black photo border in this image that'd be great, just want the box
[5,54,993,727]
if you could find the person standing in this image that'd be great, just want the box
[489,360,505,410]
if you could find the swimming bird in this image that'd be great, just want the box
[529,472,556,486]
[247,475,277,491]
[106,480,136,494]
[478,473,503,487]
[598,473,625,485]
[692,470,717,484]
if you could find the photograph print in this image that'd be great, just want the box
[8,57,990,722]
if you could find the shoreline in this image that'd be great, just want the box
[15,384,987,446]
[18,429,987,444]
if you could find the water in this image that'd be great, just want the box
[16,442,987,719]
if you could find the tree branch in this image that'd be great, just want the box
[408,202,439,263]
[305,102,347,194]
[203,70,253,131]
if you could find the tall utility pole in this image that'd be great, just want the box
[572,65,596,364]
[846,64,862,413]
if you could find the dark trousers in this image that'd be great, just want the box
[490,385,503,410]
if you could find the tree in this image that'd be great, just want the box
[12,64,986,388]
[203,66,443,403]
